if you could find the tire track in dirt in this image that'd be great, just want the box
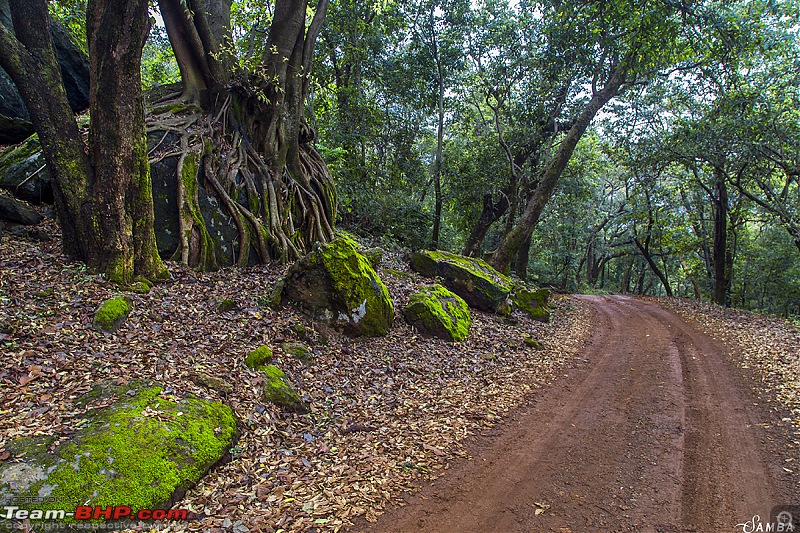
[354,296,792,532]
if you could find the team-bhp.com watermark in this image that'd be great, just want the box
[1,505,190,529]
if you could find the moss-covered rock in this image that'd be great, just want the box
[263,365,309,413]
[0,134,53,204]
[282,342,314,364]
[409,250,514,315]
[523,336,544,350]
[92,296,132,332]
[0,381,237,527]
[245,346,273,370]
[513,287,551,322]
[214,298,237,313]
[276,236,394,337]
[403,284,471,341]
[126,276,153,294]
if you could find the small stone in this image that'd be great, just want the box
[262,365,309,414]
[192,372,234,393]
[92,296,132,333]
[282,342,314,364]
[245,346,273,370]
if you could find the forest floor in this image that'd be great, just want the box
[2,216,800,532]
[0,216,592,533]
[352,295,800,532]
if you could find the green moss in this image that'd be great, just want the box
[513,287,551,322]
[180,151,217,271]
[423,250,513,287]
[0,383,237,520]
[216,298,237,312]
[404,284,471,341]
[523,337,544,350]
[282,342,314,364]
[245,346,273,370]
[0,133,41,168]
[319,236,394,336]
[127,281,151,294]
[263,365,309,413]
[92,296,132,332]
[410,250,514,315]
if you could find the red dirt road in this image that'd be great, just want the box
[356,296,797,532]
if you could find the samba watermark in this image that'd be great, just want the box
[735,507,798,532]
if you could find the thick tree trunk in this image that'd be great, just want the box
[0,0,94,259]
[87,0,167,282]
[489,66,628,273]
[156,0,335,267]
[0,0,167,284]
[513,233,532,280]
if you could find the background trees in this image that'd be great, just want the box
[1,0,798,315]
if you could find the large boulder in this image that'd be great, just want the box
[410,250,513,315]
[274,236,394,336]
[0,18,90,144]
[0,193,43,225]
[0,381,237,529]
[404,284,471,341]
[0,134,52,204]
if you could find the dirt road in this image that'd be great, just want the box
[357,296,797,532]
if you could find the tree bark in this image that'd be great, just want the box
[462,193,509,257]
[87,0,167,282]
[156,0,335,266]
[489,65,628,273]
[711,167,729,306]
[0,0,167,284]
[0,0,94,259]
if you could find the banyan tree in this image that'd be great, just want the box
[0,0,336,283]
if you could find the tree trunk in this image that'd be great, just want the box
[462,193,509,257]
[430,21,444,250]
[513,233,532,280]
[0,0,167,284]
[712,167,729,306]
[87,0,167,282]
[0,0,94,260]
[633,237,673,296]
[489,65,628,273]
[154,0,335,266]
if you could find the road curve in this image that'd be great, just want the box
[354,296,792,532]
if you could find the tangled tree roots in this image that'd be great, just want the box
[146,92,336,270]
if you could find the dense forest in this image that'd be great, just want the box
[2,1,800,531]
[1,0,799,313]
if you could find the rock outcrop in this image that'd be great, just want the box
[410,250,513,315]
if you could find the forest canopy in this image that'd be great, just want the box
[2,0,799,315]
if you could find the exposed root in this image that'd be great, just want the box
[145,93,336,269]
